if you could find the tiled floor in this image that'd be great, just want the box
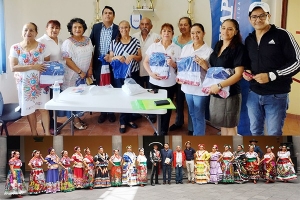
[2,110,299,136]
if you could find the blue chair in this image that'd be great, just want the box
[0,92,22,136]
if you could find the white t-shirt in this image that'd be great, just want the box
[180,43,213,96]
[145,42,181,87]
[37,34,64,62]
[132,31,160,77]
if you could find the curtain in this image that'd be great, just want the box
[0,0,6,74]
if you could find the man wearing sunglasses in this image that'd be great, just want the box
[243,2,300,136]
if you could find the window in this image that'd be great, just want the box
[0,0,6,74]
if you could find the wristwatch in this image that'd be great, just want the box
[78,70,82,74]
[268,72,276,81]
[217,83,223,90]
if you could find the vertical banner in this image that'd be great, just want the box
[209,0,260,135]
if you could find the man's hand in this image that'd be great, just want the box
[253,73,269,84]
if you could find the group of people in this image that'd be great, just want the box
[9,2,300,136]
[4,145,148,197]
[4,139,297,197]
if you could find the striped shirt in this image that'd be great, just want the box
[99,24,113,55]
[110,37,140,73]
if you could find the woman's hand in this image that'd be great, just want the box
[79,71,86,79]
[242,70,253,81]
[209,84,220,95]
[125,55,135,65]
[194,56,208,71]
[166,58,176,69]
[113,56,126,63]
[149,72,161,80]
[34,64,47,72]
[87,68,93,78]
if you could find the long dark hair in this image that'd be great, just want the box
[218,19,242,49]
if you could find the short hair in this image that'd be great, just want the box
[67,18,87,36]
[178,17,192,27]
[191,23,205,32]
[46,20,61,28]
[160,23,174,34]
[102,6,115,16]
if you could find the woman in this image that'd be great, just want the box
[144,23,181,136]
[109,149,123,187]
[4,151,27,197]
[93,146,111,188]
[209,145,222,184]
[233,145,248,183]
[122,145,137,186]
[179,23,213,136]
[170,17,193,134]
[37,20,63,134]
[219,145,234,183]
[60,150,75,192]
[208,19,246,135]
[245,145,260,184]
[83,147,95,189]
[28,150,46,194]
[260,146,276,183]
[106,20,142,133]
[45,147,60,193]
[136,148,147,187]
[72,146,86,188]
[61,18,93,130]
[9,22,50,135]
[276,145,297,182]
[194,144,210,184]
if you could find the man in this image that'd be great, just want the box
[184,141,195,183]
[249,139,264,159]
[132,17,160,89]
[160,143,173,184]
[173,145,186,184]
[244,2,300,136]
[90,6,120,124]
[149,144,161,186]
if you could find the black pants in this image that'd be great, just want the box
[175,83,185,126]
[49,88,55,129]
[149,83,176,133]
[137,76,150,89]
[150,162,159,184]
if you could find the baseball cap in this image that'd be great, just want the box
[249,2,270,14]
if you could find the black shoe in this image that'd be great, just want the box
[151,183,155,186]
[188,130,193,135]
[169,124,182,131]
[176,181,178,184]
[119,125,126,133]
[108,114,116,123]
[127,122,138,129]
[98,114,107,124]
[180,181,183,184]
[155,182,161,185]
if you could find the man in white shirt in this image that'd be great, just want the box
[173,145,186,184]
[132,17,160,89]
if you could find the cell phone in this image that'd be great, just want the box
[154,100,170,106]
[147,89,158,94]
[244,71,254,78]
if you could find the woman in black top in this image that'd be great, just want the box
[209,19,246,135]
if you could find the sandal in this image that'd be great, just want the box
[74,122,87,130]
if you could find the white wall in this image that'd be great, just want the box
[0,0,282,103]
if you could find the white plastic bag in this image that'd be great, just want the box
[122,78,146,96]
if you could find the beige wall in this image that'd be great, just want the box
[1,0,283,104]
[286,0,300,115]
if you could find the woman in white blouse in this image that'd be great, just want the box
[276,145,297,182]
[179,23,213,136]
[143,23,181,136]
[37,20,63,134]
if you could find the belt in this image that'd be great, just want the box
[186,159,194,161]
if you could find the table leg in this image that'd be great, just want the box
[157,114,161,136]
[70,115,74,136]
[53,110,57,136]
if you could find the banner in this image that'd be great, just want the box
[209,0,260,135]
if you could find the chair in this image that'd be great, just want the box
[0,103,22,136]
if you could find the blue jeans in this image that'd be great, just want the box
[162,164,172,183]
[175,166,183,182]
[185,94,209,136]
[246,90,288,136]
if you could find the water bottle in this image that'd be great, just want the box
[52,81,60,102]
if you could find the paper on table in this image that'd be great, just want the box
[131,98,176,110]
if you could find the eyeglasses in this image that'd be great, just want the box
[250,13,269,21]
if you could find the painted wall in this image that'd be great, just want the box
[0,0,282,104]
[286,0,300,115]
